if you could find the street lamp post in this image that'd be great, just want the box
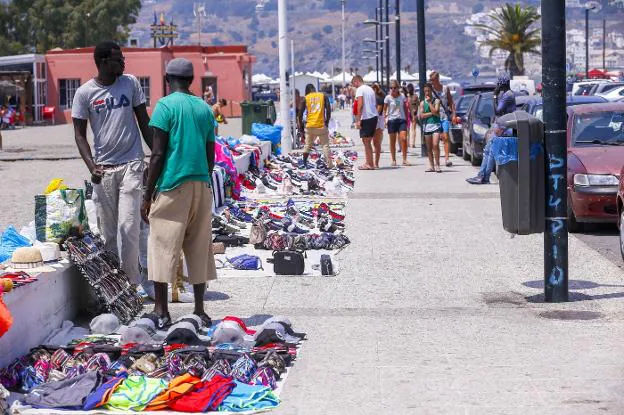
[278,0,291,153]
[395,0,401,84]
[584,5,596,79]
[542,0,568,302]
[384,0,390,88]
[417,0,426,157]
[375,7,380,84]
[378,0,384,88]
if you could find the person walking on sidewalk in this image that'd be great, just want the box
[466,74,517,185]
[141,58,217,328]
[298,84,332,169]
[406,83,420,148]
[420,83,443,173]
[372,83,386,169]
[352,75,378,170]
[72,41,152,289]
[384,79,410,166]
[429,71,455,167]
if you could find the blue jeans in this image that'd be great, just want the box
[478,139,496,182]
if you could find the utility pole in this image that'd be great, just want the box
[291,39,296,142]
[193,3,206,46]
[341,0,346,87]
[395,0,401,84]
[603,19,606,71]
[585,7,590,79]
[385,0,390,88]
[417,0,426,157]
[375,7,380,84]
[378,0,384,88]
[542,0,568,302]
[278,0,291,153]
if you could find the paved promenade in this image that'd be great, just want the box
[2,111,624,413]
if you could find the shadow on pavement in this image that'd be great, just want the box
[523,279,624,303]
[205,291,230,301]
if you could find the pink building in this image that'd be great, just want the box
[46,45,255,124]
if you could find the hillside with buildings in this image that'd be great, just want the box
[130,0,624,80]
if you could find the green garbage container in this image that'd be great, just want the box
[240,100,277,135]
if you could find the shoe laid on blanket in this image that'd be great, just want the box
[282,217,310,234]
[225,204,253,222]
[317,202,346,222]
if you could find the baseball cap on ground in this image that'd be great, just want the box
[90,313,121,335]
[166,58,194,78]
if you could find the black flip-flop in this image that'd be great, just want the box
[194,313,213,328]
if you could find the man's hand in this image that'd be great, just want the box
[141,199,152,224]
[355,120,361,130]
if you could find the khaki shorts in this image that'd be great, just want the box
[304,127,329,153]
[148,181,217,285]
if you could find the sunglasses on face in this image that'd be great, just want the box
[391,87,398,90]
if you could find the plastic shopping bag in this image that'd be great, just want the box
[0,226,32,263]
[251,123,283,145]
[35,189,88,243]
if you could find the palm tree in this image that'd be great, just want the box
[472,3,541,76]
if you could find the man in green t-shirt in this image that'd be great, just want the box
[141,58,216,328]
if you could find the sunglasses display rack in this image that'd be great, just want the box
[64,232,143,324]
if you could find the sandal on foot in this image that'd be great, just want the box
[194,313,213,328]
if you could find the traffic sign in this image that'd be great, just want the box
[471,67,480,78]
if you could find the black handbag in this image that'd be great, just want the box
[320,254,334,276]
[272,250,306,275]
[213,234,249,247]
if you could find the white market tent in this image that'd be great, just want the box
[391,70,419,82]
[363,70,383,83]
[330,71,356,84]
[408,71,452,82]
[252,73,274,85]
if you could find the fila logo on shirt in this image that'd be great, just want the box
[93,94,130,114]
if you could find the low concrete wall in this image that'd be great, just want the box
[0,263,82,368]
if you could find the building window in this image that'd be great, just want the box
[139,77,151,107]
[59,79,80,110]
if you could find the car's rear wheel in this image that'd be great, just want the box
[619,210,624,261]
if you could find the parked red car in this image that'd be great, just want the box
[567,103,624,232]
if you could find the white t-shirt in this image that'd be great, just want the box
[355,84,377,120]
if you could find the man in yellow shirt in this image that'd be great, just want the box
[298,84,332,168]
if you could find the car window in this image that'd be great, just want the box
[574,84,594,96]
[456,95,475,112]
[600,84,624,93]
[534,105,543,121]
[620,88,624,96]
[476,96,494,120]
[572,111,624,146]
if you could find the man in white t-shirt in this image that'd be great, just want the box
[352,75,377,170]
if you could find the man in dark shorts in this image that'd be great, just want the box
[352,75,378,170]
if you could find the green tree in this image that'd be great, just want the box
[471,3,541,76]
[0,0,141,53]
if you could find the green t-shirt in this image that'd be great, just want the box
[149,92,215,192]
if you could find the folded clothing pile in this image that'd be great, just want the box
[3,315,304,413]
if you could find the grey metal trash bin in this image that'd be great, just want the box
[495,111,545,235]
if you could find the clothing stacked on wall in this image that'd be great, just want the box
[3,314,304,414]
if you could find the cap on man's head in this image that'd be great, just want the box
[166,58,194,78]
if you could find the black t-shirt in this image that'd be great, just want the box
[376,94,385,114]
